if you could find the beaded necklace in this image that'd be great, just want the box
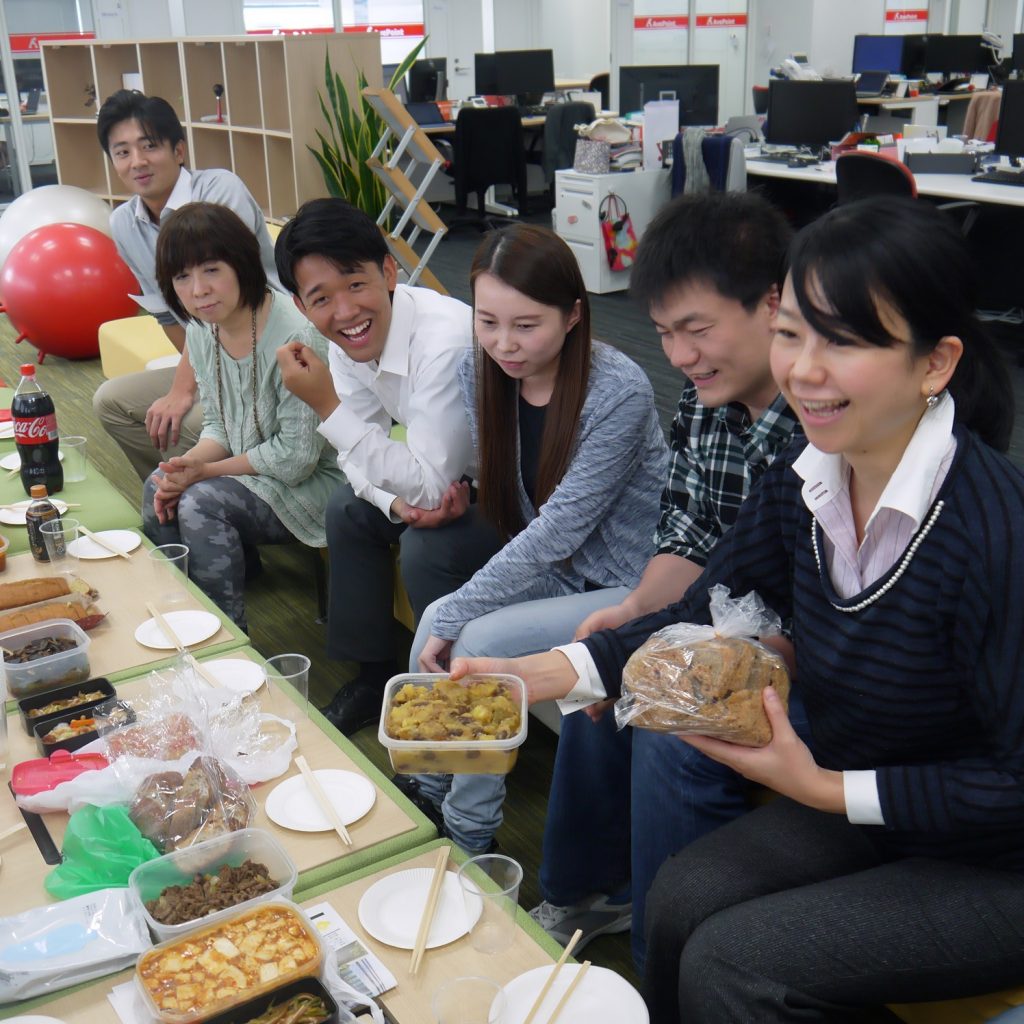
[810,500,945,614]
[212,303,265,445]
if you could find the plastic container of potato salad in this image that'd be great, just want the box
[378,672,528,775]
[134,900,323,1023]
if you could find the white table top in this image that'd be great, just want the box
[746,157,1024,208]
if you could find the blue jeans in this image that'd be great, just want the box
[541,690,811,971]
[410,586,632,852]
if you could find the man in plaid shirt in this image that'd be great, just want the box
[530,192,802,968]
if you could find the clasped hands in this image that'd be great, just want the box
[152,454,206,524]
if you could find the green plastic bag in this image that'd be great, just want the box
[45,804,160,900]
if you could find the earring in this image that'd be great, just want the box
[926,384,939,410]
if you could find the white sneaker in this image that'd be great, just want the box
[528,894,632,950]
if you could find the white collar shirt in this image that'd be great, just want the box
[318,283,474,520]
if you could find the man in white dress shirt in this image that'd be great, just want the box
[274,198,501,733]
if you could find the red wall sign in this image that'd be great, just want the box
[11,31,94,53]
[342,23,425,37]
[633,16,689,30]
[695,13,749,27]
[885,9,928,22]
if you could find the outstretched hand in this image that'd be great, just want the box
[680,687,844,814]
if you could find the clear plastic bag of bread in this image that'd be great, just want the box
[615,585,790,747]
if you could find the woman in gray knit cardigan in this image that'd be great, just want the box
[406,223,668,854]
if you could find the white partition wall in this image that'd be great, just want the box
[692,0,747,122]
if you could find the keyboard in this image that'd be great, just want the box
[756,151,821,166]
[519,104,550,117]
[972,169,1024,186]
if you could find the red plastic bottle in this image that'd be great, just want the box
[12,364,63,496]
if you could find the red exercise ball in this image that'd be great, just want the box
[0,221,139,361]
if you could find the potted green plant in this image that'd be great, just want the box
[310,41,427,218]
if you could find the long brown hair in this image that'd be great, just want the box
[471,225,592,539]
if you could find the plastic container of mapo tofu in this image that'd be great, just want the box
[378,672,528,775]
[134,900,323,1024]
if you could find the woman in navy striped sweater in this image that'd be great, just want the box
[454,196,1024,1021]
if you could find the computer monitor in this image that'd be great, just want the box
[407,58,447,103]
[764,79,859,149]
[852,35,905,75]
[382,62,408,104]
[900,34,929,77]
[492,49,555,105]
[925,34,988,76]
[995,80,1024,159]
[474,53,500,95]
[618,64,720,125]
[1012,34,1024,72]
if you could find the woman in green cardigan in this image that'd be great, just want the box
[142,201,342,629]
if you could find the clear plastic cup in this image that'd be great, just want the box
[458,854,523,954]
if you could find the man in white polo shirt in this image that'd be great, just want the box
[93,89,280,481]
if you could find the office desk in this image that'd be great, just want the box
[747,158,1024,208]
[420,114,546,136]
[856,91,972,128]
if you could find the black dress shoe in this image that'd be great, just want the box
[323,678,385,735]
[391,775,446,831]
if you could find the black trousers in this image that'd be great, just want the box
[643,797,1024,1024]
[324,483,502,663]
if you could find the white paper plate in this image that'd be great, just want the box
[134,609,221,650]
[265,769,375,832]
[500,965,648,1024]
[6,1017,67,1024]
[0,421,14,440]
[0,450,62,470]
[67,529,141,560]
[201,657,266,695]
[0,499,69,525]
[358,867,479,949]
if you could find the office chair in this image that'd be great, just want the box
[752,85,769,115]
[542,100,595,187]
[835,151,980,236]
[449,106,528,230]
[835,151,917,203]
[589,73,610,110]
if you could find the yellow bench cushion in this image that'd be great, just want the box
[99,313,177,379]
[891,990,1024,1023]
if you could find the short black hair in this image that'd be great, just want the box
[275,197,389,297]
[630,191,792,312]
[787,195,1013,452]
[155,202,267,322]
[97,89,185,155]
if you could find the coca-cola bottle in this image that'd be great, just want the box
[12,364,62,496]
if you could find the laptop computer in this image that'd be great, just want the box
[404,101,445,126]
[855,70,889,99]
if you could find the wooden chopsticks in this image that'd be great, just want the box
[522,928,584,1024]
[295,754,353,848]
[0,821,27,842]
[409,845,450,975]
[544,961,591,1024]
[0,501,80,511]
[144,601,223,689]
[79,524,131,560]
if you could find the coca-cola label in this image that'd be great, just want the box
[14,414,58,444]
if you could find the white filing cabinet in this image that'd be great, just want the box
[554,168,671,294]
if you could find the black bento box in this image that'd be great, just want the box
[18,678,116,737]
[200,976,340,1024]
[32,697,134,755]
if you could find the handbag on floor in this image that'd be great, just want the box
[599,193,639,271]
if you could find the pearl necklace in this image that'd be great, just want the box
[810,500,945,614]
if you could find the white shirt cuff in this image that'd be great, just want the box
[551,643,607,714]
[843,770,885,825]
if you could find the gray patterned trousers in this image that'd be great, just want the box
[142,473,294,629]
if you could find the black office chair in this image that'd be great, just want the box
[835,151,979,236]
[835,152,917,203]
[589,73,610,110]
[449,106,528,230]
[542,100,596,187]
